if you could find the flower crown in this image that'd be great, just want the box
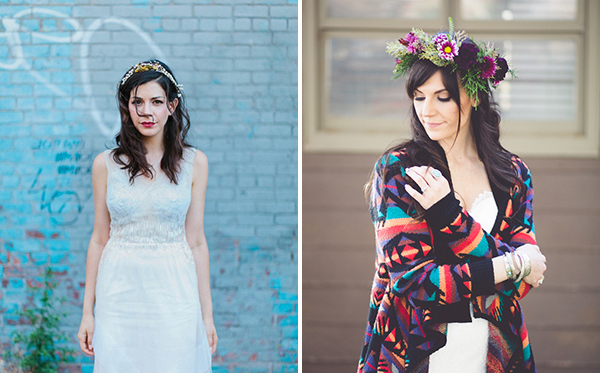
[119,61,183,98]
[386,18,514,103]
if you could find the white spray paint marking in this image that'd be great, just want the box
[0,8,167,137]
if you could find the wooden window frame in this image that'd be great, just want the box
[302,0,600,157]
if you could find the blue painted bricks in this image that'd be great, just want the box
[0,1,298,372]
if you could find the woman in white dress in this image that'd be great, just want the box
[358,20,547,372]
[77,60,217,372]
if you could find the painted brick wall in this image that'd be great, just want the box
[0,1,298,372]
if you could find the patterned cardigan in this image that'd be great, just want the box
[358,148,537,373]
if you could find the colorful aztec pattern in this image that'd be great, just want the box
[358,148,537,373]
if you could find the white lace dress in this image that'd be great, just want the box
[92,148,211,373]
[429,191,498,373]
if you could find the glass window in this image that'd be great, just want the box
[326,0,441,19]
[486,38,577,122]
[461,0,577,20]
[326,37,409,127]
[305,0,599,156]
[325,37,578,128]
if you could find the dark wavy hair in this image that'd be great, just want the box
[367,59,524,220]
[113,60,191,184]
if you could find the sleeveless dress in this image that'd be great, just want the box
[92,148,212,373]
[429,191,498,373]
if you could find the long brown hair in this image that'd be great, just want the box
[366,59,523,219]
[113,60,191,184]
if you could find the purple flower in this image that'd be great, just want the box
[404,32,418,44]
[401,32,423,54]
[455,42,479,70]
[432,33,448,46]
[437,40,458,61]
[479,55,497,79]
[493,57,509,84]
[406,42,420,54]
[395,58,401,65]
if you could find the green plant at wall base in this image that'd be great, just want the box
[4,268,76,373]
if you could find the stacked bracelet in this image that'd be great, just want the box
[503,254,514,280]
[514,253,526,282]
[521,253,532,278]
[503,252,532,282]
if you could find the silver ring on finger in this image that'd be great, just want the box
[420,185,428,193]
[432,169,442,178]
[538,275,544,285]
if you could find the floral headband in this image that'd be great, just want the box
[119,61,183,98]
[386,18,514,103]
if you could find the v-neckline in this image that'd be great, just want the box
[136,167,166,186]
[467,190,494,214]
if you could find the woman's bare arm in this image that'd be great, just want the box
[185,149,218,354]
[77,152,111,356]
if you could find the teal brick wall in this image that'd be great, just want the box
[0,1,298,371]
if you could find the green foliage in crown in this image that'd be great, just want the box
[386,17,515,103]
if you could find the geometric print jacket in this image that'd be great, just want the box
[358,148,537,373]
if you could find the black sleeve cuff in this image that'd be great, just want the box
[424,192,462,230]
[469,259,495,296]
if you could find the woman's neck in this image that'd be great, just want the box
[142,137,165,163]
[438,126,479,166]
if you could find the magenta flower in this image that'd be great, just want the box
[432,33,448,46]
[401,32,423,54]
[437,40,458,60]
[404,32,418,44]
[406,42,420,54]
[479,55,497,79]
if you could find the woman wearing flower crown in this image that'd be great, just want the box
[76,60,216,372]
[359,20,547,373]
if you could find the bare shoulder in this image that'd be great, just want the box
[191,149,209,182]
[92,151,108,176]
[192,149,208,169]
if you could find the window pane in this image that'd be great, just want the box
[325,36,577,130]
[326,37,410,129]
[487,38,577,122]
[326,0,441,19]
[461,0,577,20]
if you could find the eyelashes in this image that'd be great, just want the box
[413,97,452,102]
[132,100,164,106]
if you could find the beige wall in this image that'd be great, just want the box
[303,153,600,373]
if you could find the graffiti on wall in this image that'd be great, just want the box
[0,7,169,225]
[29,139,92,226]
[0,7,166,137]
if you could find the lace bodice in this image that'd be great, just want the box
[104,148,196,245]
[468,190,498,232]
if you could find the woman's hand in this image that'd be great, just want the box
[77,313,95,356]
[516,244,547,288]
[204,318,218,354]
[403,166,451,210]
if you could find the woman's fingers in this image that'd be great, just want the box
[77,332,86,352]
[207,329,218,354]
[404,166,451,210]
[77,329,94,356]
[405,167,429,193]
[519,245,547,287]
[87,330,94,353]
[77,315,95,356]
[404,184,423,203]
